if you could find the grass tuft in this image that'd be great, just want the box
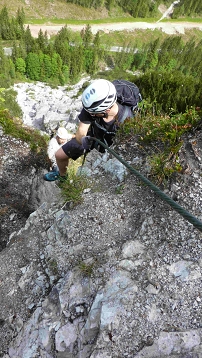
[59,158,91,206]
[78,261,94,277]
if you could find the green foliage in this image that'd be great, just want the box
[25,52,41,80]
[112,47,135,71]
[23,26,36,53]
[16,7,25,29]
[47,258,59,276]
[15,57,26,75]
[59,163,90,206]
[39,53,53,80]
[1,6,202,93]
[0,88,5,107]
[78,261,94,277]
[65,0,161,17]
[81,24,93,48]
[0,110,49,152]
[67,46,83,81]
[134,70,202,114]
[148,151,182,185]
[66,0,106,10]
[115,184,125,194]
[54,26,71,64]
[116,106,202,183]
[123,104,201,143]
[1,88,22,117]
[172,0,202,17]
[36,29,49,52]
[0,6,25,40]
[51,52,62,77]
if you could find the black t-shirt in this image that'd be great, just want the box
[78,103,134,130]
[78,103,134,151]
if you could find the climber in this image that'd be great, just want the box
[43,79,140,182]
[45,127,73,176]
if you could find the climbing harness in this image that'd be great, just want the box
[88,137,202,233]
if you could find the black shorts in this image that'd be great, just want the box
[62,138,85,161]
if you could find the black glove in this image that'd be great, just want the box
[81,136,92,150]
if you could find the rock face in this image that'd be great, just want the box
[13,77,89,135]
[0,129,62,250]
[1,82,202,357]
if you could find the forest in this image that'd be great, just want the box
[0,6,202,115]
[66,0,202,17]
[172,0,202,18]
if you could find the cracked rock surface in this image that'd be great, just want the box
[0,117,202,357]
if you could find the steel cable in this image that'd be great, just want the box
[89,137,202,233]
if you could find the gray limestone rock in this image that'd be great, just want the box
[1,81,202,358]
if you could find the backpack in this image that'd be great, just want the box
[112,79,142,110]
[88,79,142,152]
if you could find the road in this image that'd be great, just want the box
[26,21,202,37]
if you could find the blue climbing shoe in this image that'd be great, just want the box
[43,171,68,182]
[43,171,60,181]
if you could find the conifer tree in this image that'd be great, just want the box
[54,26,71,65]
[93,31,105,63]
[24,26,35,53]
[93,31,101,49]
[16,7,25,29]
[18,40,27,59]
[46,42,55,58]
[37,29,47,52]
[144,38,160,70]
[69,46,83,81]
[16,7,25,38]
[51,52,61,77]
[43,54,52,79]
[8,59,15,79]
[11,41,19,63]
[15,58,26,76]
[81,25,92,48]
[25,52,41,80]
[106,0,116,11]
[0,6,11,40]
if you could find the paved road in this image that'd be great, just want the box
[26,21,202,37]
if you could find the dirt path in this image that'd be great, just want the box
[26,21,202,37]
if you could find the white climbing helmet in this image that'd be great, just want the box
[82,79,117,113]
[56,127,71,140]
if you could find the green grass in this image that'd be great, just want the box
[99,27,202,49]
[26,17,159,25]
[160,17,202,23]
[59,159,91,206]
[78,261,94,277]
[98,28,168,48]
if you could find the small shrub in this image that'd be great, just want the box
[78,261,94,277]
[59,159,91,206]
[148,152,182,185]
[0,110,49,153]
[115,184,125,194]
[116,106,202,184]
[47,258,58,276]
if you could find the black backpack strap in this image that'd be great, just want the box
[119,106,135,124]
